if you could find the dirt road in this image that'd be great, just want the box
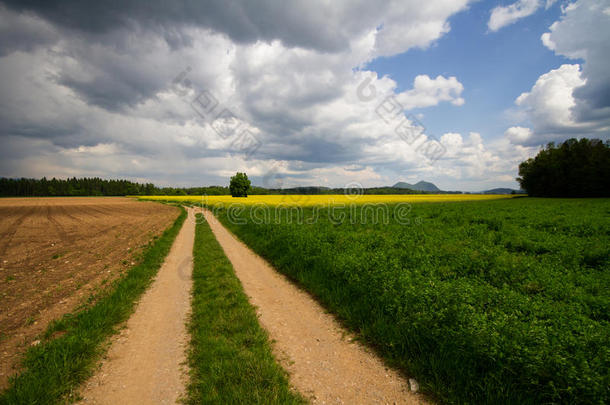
[202,208,428,404]
[78,208,195,404]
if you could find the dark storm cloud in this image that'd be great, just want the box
[2,0,352,53]
[0,4,59,56]
[0,0,359,112]
[0,115,93,148]
[254,130,379,165]
[0,135,55,161]
[280,137,352,163]
[58,65,159,111]
[574,82,610,113]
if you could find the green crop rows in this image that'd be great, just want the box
[212,198,609,404]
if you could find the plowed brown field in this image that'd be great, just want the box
[0,197,179,388]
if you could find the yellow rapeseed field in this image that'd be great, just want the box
[139,194,522,206]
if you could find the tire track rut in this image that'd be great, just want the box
[0,206,36,258]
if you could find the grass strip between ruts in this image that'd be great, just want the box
[0,206,187,404]
[186,212,304,404]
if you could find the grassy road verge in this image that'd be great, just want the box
[186,213,304,404]
[0,206,186,405]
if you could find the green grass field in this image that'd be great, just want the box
[212,198,610,404]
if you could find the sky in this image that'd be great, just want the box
[0,0,608,191]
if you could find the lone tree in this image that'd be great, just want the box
[229,172,251,197]
[517,138,610,197]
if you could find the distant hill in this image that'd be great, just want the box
[393,181,441,192]
[481,188,525,195]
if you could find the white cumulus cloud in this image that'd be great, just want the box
[488,0,542,32]
[397,75,465,109]
[504,126,533,144]
[515,64,586,131]
[505,0,610,146]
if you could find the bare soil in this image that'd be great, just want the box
[202,208,429,404]
[77,207,195,404]
[0,197,179,389]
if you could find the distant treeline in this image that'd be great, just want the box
[1,177,466,197]
[0,177,155,197]
[0,177,236,197]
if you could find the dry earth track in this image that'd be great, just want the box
[202,208,428,405]
[78,207,195,404]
